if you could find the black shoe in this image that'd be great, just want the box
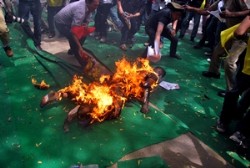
[204,51,212,56]
[48,32,55,38]
[170,54,182,60]
[193,43,203,49]
[4,46,13,57]
[218,90,226,97]
[190,38,195,42]
[216,119,228,133]
[202,71,220,79]
[179,35,184,39]
[230,131,248,149]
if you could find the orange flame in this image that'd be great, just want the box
[32,78,50,90]
[57,58,158,123]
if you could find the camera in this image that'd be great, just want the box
[12,15,25,23]
[5,13,25,24]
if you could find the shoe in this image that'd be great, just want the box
[4,46,13,57]
[41,28,49,34]
[94,32,101,40]
[193,43,203,49]
[218,90,226,97]
[35,45,43,51]
[100,37,106,43]
[127,40,134,48]
[230,131,248,149]
[95,36,101,40]
[170,54,182,60]
[204,51,212,56]
[179,35,184,39]
[48,32,55,38]
[202,71,220,79]
[190,38,195,42]
[120,44,127,51]
[144,42,149,46]
[216,119,227,133]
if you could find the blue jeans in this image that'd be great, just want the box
[109,5,123,30]
[118,13,141,45]
[179,11,201,40]
[18,1,42,46]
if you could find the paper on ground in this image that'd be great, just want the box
[159,81,180,90]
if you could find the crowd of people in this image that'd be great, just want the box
[1,0,250,151]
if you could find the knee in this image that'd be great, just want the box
[224,57,237,70]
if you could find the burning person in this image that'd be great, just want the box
[40,58,165,132]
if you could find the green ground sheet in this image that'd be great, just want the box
[0,23,249,168]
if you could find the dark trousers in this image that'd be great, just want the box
[118,13,141,44]
[220,71,250,125]
[179,11,201,39]
[145,26,178,57]
[237,88,250,136]
[47,6,63,34]
[18,1,42,46]
[94,3,113,38]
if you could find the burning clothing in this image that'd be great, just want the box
[40,58,165,131]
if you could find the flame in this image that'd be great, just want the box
[32,78,50,90]
[57,58,159,123]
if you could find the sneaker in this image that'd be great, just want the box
[100,37,106,43]
[230,131,248,149]
[179,35,184,39]
[119,44,127,51]
[218,90,226,97]
[193,43,203,49]
[170,54,182,60]
[48,32,55,38]
[216,119,227,133]
[4,46,13,57]
[144,42,149,46]
[204,51,212,56]
[95,36,101,40]
[202,71,220,79]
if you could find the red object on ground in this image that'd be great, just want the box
[71,26,95,40]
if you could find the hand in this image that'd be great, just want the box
[78,48,89,60]
[219,9,233,18]
[183,5,191,10]
[122,12,131,19]
[170,29,176,36]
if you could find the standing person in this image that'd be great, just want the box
[18,0,43,50]
[47,0,66,38]
[178,0,204,42]
[54,0,99,66]
[0,0,13,57]
[185,0,250,96]
[93,0,114,43]
[144,2,184,61]
[216,15,250,136]
[117,0,147,51]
